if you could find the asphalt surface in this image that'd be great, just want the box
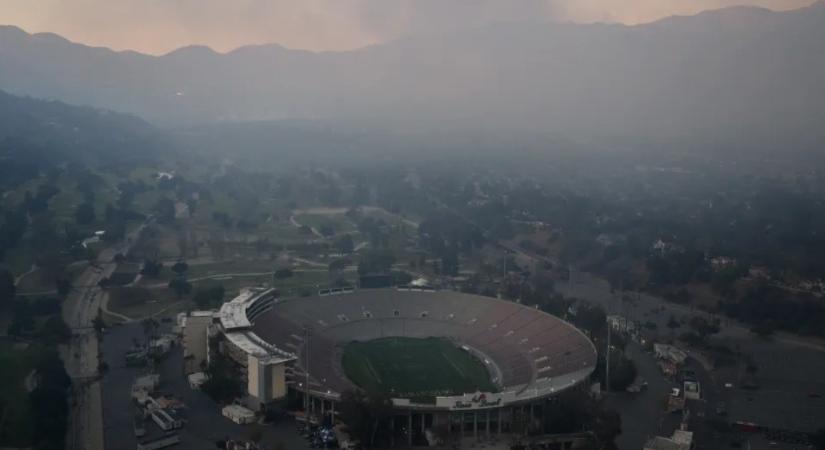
[63,221,153,450]
[559,271,825,436]
[708,333,825,445]
[63,250,116,450]
[604,341,682,450]
[101,322,313,450]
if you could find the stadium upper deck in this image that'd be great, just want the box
[243,288,597,410]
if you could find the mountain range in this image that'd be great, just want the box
[1,2,824,153]
[0,89,160,170]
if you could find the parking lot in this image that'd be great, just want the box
[101,322,313,450]
[563,272,825,447]
[605,341,682,450]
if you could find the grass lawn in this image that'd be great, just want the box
[293,213,357,235]
[1,246,35,277]
[107,285,184,319]
[192,269,348,300]
[254,223,309,244]
[0,340,40,447]
[360,208,419,232]
[185,259,278,279]
[341,337,497,400]
[14,261,90,294]
[14,268,55,293]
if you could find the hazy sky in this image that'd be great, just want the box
[0,0,813,54]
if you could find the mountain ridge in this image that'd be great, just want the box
[1,2,823,154]
[0,89,161,167]
[2,2,821,57]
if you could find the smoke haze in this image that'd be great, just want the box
[0,0,813,54]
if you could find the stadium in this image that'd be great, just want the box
[213,287,597,441]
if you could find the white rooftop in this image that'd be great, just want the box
[220,287,297,365]
[220,289,263,330]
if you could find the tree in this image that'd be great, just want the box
[92,310,105,334]
[328,258,349,273]
[337,390,394,448]
[689,316,720,340]
[141,318,160,342]
[811,427,825,450]
[103,218,126,243]
[245,426,263,445]
[750,322,775,338]
[7,299,35,335]
[357,249,396,275]
[141,259,163,277]
[168,278,192,299]
[212,211,233,228]
[30,296,61,316]
[55,275,72,297]
[711,266,742,298]
[591,408,622,450]
[171,261,189,276]
[40,315,71,344]
[74,202,96,225]
[607,353,637,391]
[572,304,607,336]
[441,248,460,277]
[153,197,176,223]
[0,268,15,306]
[201,352,244,403]
[193,284,225,309]
[337,234,355,254]
[319,224,336,238]
[29,350,70,450]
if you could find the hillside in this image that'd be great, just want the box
[0,90,160,181]
[1,3,824,154]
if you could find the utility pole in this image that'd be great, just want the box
[605,281,613,395]
[605,319,611,394]
[619,279,626,333]
[304,326,311,419]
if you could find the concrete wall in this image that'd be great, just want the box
[270,362,287,399]
[182,314,212,374]
[247,354,260,399]
[246,355,289,410]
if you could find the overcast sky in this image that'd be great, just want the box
[0,0,814,54]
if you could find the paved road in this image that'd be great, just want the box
[559,271,825,445]
[605,342,681,450]
[63,220,153,450]
[289,214,325,238]
[62,255,115,450]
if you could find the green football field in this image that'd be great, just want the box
[341,337,498,399]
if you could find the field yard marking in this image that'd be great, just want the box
[442,350,468,378]
[344,337,496,396]
[363,356,383,386]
